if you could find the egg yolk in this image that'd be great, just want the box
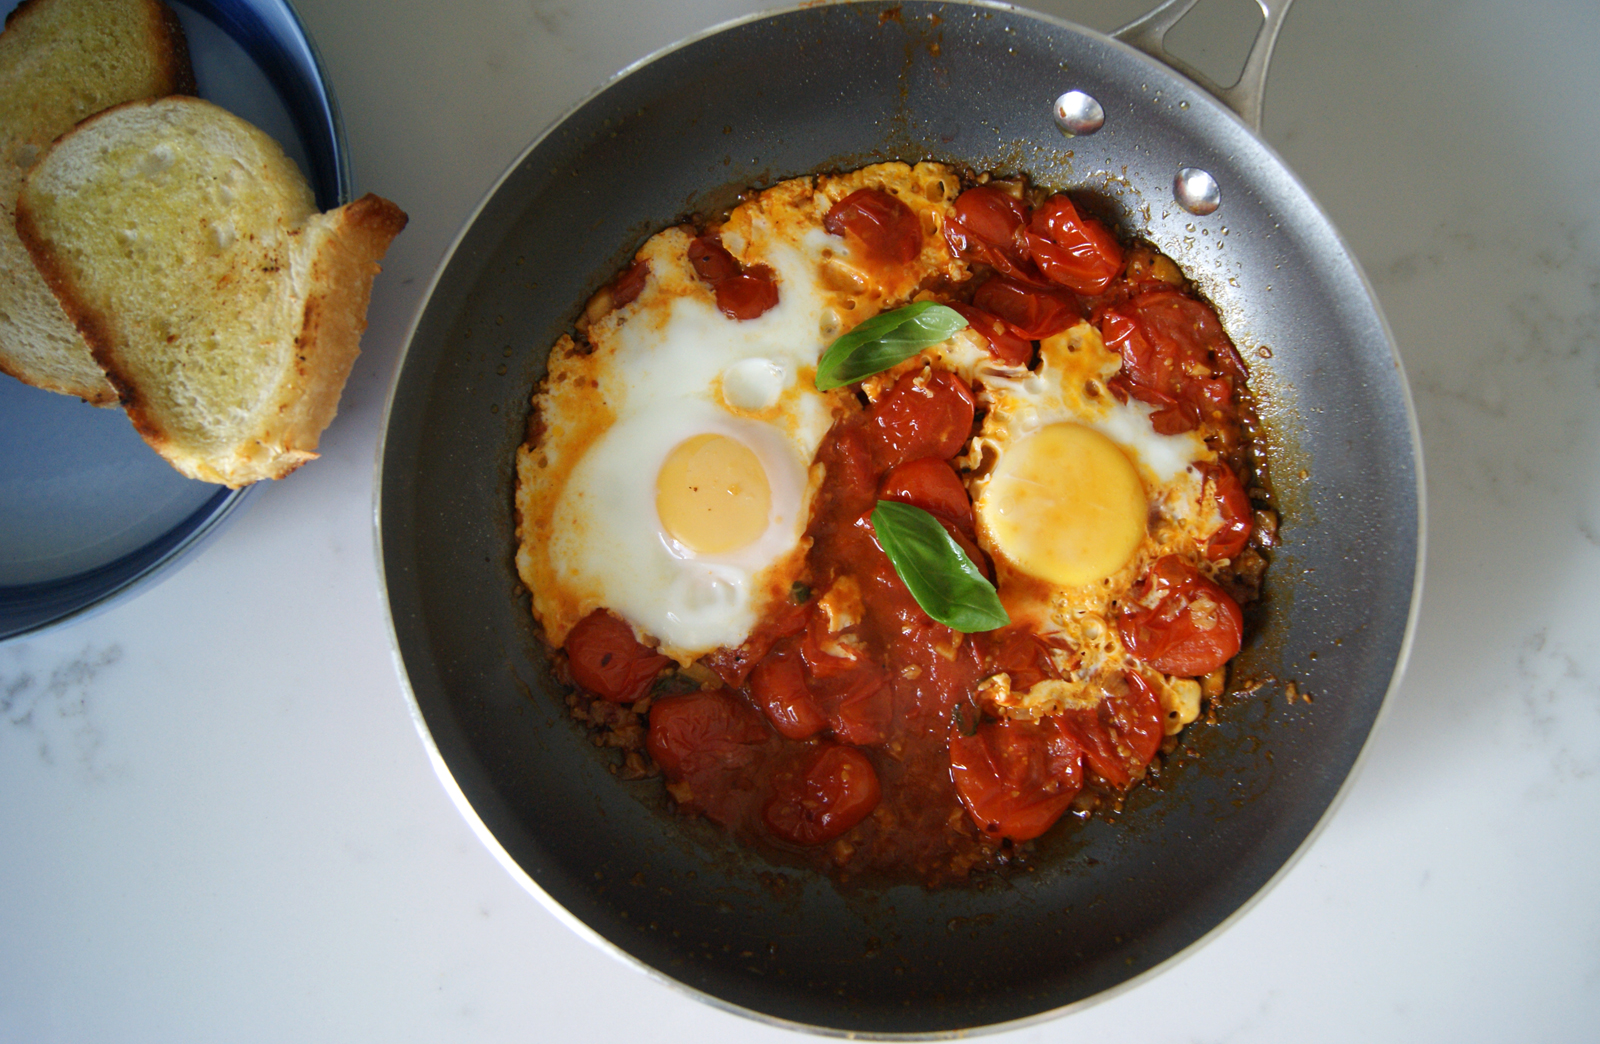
[978,422,1147,587]
[656,433,772,554]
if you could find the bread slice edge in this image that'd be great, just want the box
[0,0,195,403]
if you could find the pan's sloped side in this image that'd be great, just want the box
[379,2,1419,1034]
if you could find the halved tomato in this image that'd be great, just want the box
[949,716,1083,841]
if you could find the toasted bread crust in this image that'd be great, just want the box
[151,0,196,97]
[269,194,409,468]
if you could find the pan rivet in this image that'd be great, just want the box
[1053,91,1104,136]
[1174,167,1220,215]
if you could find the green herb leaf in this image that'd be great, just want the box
[814,302,968,390]
[869,500,1010,633]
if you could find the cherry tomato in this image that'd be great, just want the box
[817,423,878,514]
[764,744,881,846]
[1099,307,1172,395]
[826,666,893,746]
[702,597,808,688]
[823,187,923,264]
[951,184,1028,249]
[799,606,864,680]
[971,276,1077,340]
[877,456,975,535]
[1117,555,1244,677]
[943,185,1037,282]
[646,689,768,779]
[864,368,976,470]
[1130,288,1246,379]
[1112,671,1164,770]
[948,303,1033,367]
[610,258,650,308]
[715,268,781,320]
[1059,706,1131,789]
[1100,309,1199,434]
[564,609,671,703]
[686,234,779,320]
[949,716,1083,841]
[747,644,828,740]
[979,628,1062,693]
[686,233,739,282]
[1203,462,1253,561]
[1099,289,1244,434]
[1024,194,1123,295]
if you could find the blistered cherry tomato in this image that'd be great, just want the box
[564,609,671,703]
[1203,462,1253,561]
[949,716,1083,841]
[1117,555,1244,677]
[610,258,650,308]
[877,457,975,535]
[1059,707,1131,790]
[951,185,1028,249]
[764,744,881,846]
[1099,289,1244,433]
[702,597,808,688]
[948,303,1033,367]
[1099,311,1195,434]
[943,184,1033,277]
[864,368,976,470]
[1112,671,1165,770]
[1024,194,1124,295]
[1130,288,1246,379]
[686,234,779,320]
[798,604,864,680]
[747,644,828,740]
[646,689,768,779]
[824,188,923,264]
[715,269,781,320]
[686,234,739,282]
[795,601,890,742]
[979,628,1063,693]
[826,666,893,746]
[971,276,1076,340]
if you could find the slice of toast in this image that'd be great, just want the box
[0,0,193,403]
[16,95,407,486]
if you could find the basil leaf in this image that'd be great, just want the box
[814,302,968,390]
[870,500,1010,633]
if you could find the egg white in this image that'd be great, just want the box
[521,227,842,661]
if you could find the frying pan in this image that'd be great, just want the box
[376,0,1423,1034]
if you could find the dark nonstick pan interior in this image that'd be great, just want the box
[377,1,1421,1034]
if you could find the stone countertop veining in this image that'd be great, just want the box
[2,0,1597,1040]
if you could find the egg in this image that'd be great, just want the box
[515,163,964,663]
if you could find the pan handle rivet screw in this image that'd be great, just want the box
[1053,90,1104,136]
[1174,167,1220,215]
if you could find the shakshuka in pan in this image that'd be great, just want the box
[514,161,1274,885]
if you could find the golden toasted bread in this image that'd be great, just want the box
[17,95,407,486]
[0,0,193,403]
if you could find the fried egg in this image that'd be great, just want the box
[515,163,964,663]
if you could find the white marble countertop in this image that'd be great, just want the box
[4,0,1598,1040]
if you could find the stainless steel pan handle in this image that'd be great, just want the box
[1112,0,1292,131]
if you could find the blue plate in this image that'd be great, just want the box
[0,0,350,641]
